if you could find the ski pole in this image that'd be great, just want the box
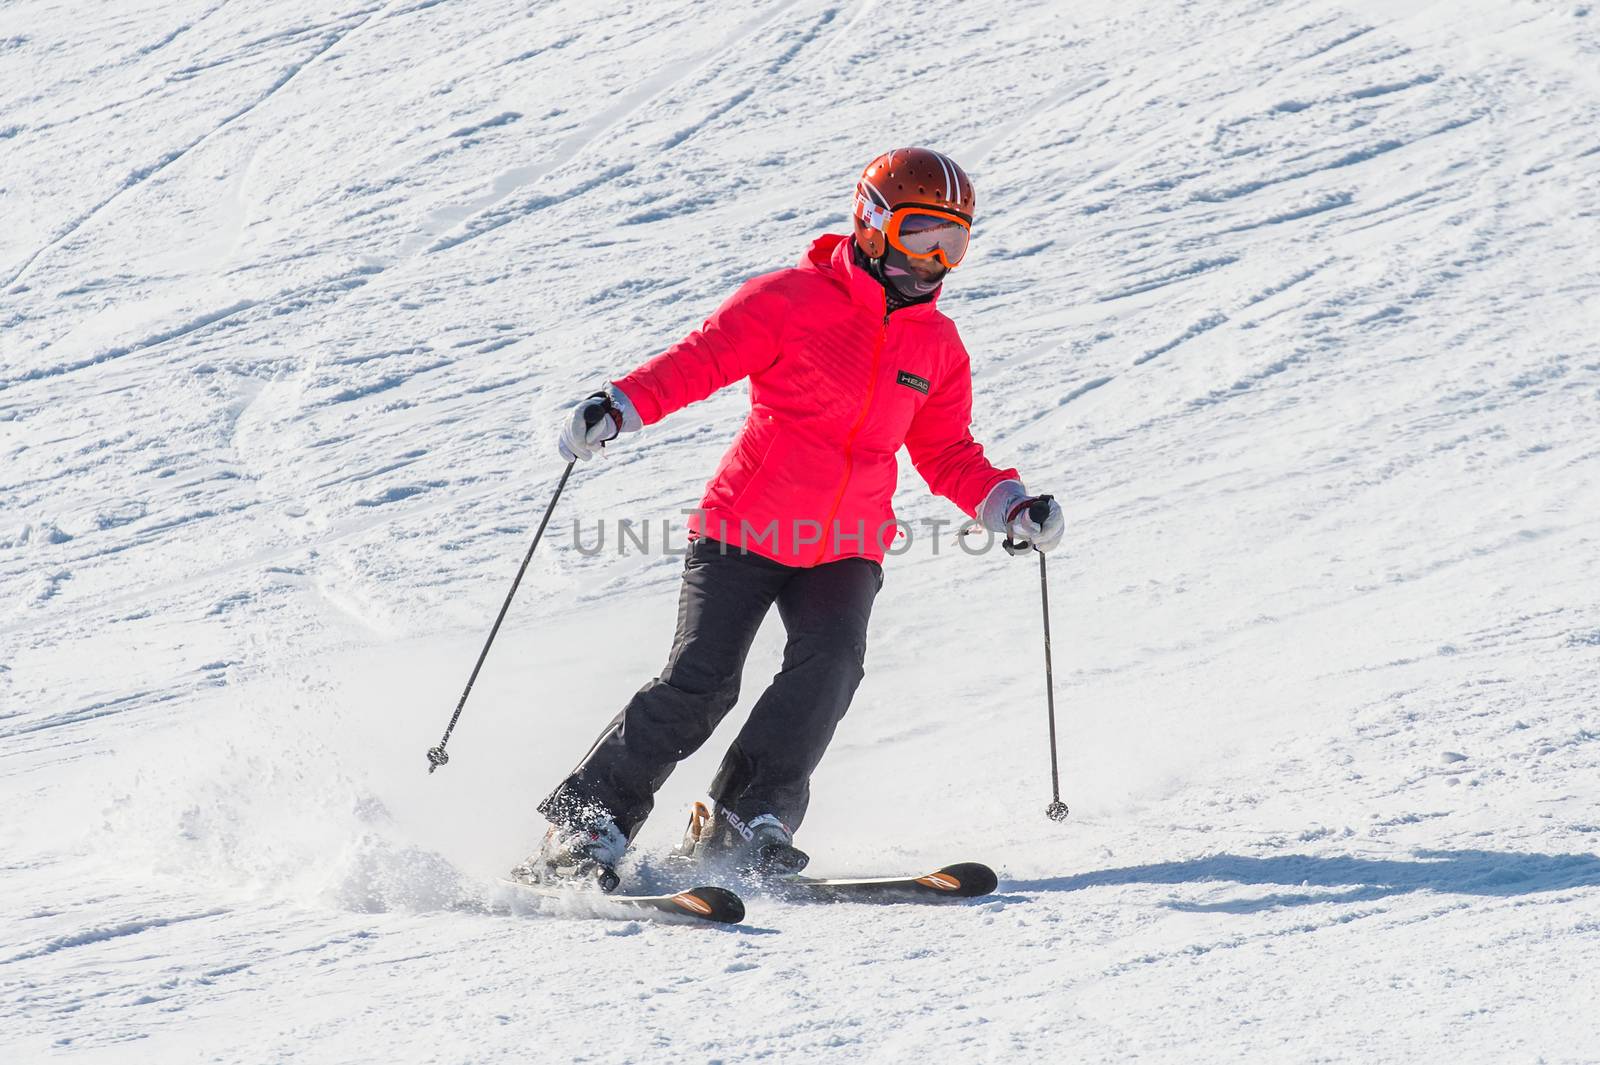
[426,404,608,773]
[1002,495,1068,821]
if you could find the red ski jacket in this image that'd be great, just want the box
[613,233,1019,567]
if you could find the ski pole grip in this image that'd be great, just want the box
[582,397,610,429]
[1002,493,1054,556]
[580,391,622,443]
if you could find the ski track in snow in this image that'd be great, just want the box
[3,0,1600,1060]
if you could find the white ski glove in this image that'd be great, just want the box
[556,385,642,462]
[977,479,1065,553]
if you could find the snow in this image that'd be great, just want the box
[3,0,1599,1060]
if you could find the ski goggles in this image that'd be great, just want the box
[860,198,973,268]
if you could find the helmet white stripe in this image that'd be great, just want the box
[934,151,960,202]
[859,176,889,210]
[935,153,953,200]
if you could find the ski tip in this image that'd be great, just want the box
[916,863,999,898]
[671,885,746,924]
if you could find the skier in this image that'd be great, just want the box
[519,148,1065,890]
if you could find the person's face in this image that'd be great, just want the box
[905,255,948,286]
[882,246,949,298]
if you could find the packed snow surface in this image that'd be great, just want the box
[3,0,1599,1060]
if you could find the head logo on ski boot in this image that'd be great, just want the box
[676,800,809,878]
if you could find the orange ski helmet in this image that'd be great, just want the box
[852,148,976,265]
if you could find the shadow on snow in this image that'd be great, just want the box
[1008,849,1600,912]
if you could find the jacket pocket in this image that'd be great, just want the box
[728,422,786,512]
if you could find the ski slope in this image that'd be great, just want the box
[3,0,1599,1059]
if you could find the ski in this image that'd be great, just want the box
[770,861,998,903]
[493,879,746,925]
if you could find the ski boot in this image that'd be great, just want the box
[675,800,809,879]
[511,815,627,893]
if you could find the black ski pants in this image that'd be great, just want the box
[540,536,882,839]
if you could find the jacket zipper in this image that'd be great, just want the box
[814,309,889,565]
